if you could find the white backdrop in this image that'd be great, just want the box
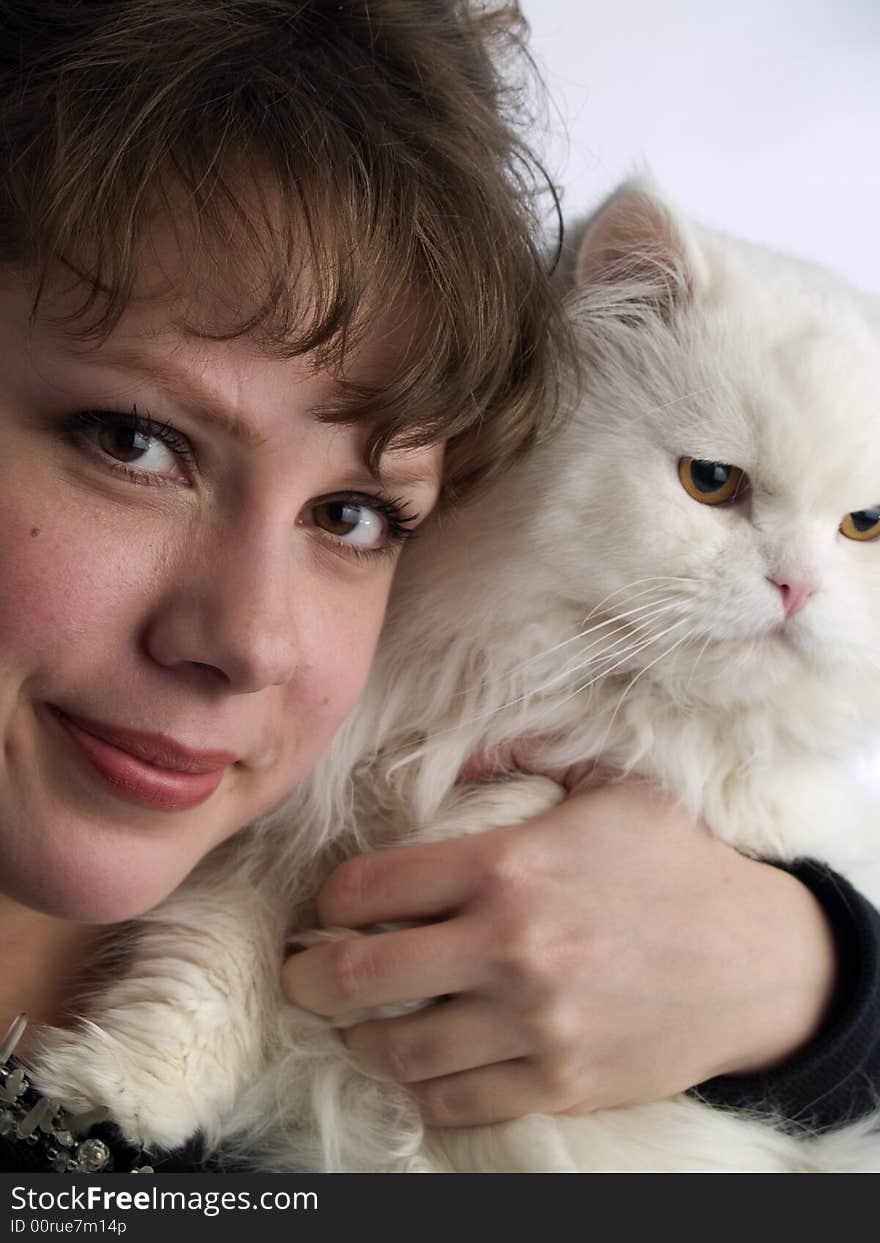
[521,0,880,292]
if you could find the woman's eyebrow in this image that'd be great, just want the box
[61,346,441,490]
[64,346,268,448]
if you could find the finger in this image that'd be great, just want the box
[317,837,483,927]
[343,998,530,1083]
[281,918,484,1017]
[459,739,618,794]
[409,1059,570,1128]
[556,760,622,795]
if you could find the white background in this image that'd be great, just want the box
[520,1,880,292]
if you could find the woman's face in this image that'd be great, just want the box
[0,251,442,923]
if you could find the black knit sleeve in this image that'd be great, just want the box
[693,860,880,1132]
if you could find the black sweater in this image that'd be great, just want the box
[695,859,880,1131]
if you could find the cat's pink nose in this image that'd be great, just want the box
[769,576,815,618]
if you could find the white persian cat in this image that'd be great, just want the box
[33,181,880,1172]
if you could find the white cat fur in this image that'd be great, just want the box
[33,180,880,1172]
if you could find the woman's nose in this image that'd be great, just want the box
[142,522,299,693]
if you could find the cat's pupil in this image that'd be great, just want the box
[690,460,730,493]
[850,509,880,532]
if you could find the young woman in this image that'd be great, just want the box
[0,0,877,1173]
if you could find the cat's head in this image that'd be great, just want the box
[554,180,880,704]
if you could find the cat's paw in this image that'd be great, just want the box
[33,994,262,1152]
[33,1017,204,1150]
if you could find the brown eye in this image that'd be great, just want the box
[312,500,365,536]
[97,423,152,463]
[678,458,749,505]
[840,508,880,541]
[306,497,388,549]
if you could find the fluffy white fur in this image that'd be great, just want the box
[32,181,880,1172]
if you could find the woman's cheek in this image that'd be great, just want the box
[288,574,390,730]
[0,507,149,667]
[0,518,93,661]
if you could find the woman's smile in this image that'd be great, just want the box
[47,707,237,812]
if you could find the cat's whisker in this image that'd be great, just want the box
[645,384,719,416]
[568,634,681,698]
[507,597,682,679]
[452,591,686,697]
[580,577,698,627]
[554,602,686,688]
[408,586,696,740]
[489,601,690,717]
[550,617,690,713]
[620,625,697,705]
[683,631,714,697]
[575,602,691,665]
[548,600,683,677]
[595,628,697,758]
[446,599,684,723]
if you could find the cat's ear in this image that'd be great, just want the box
[575,179,706,316]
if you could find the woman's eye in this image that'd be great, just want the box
[840,508,880,541]
[678,457,749,505]
[309,499,388,549]
[302,493,419,556]
[72,409,193,482]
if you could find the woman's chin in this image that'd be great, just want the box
[0,838,197,925]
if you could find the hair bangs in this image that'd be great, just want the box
[0,1,571,503]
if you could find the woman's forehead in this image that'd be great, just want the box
[20,238,421,392]
[31,204,418,350]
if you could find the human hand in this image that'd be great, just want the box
[280,778,837,1126]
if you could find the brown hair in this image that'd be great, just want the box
[0,0,570,502]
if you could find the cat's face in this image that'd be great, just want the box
[555,183,880,704]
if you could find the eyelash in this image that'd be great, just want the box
[318,491,421,562]
[62,406,419,560]
[66,406,196,485]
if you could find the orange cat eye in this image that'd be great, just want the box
[840,509,880,541]
[678,458,749,505]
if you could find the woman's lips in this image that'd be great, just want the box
[48,708,237,812]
